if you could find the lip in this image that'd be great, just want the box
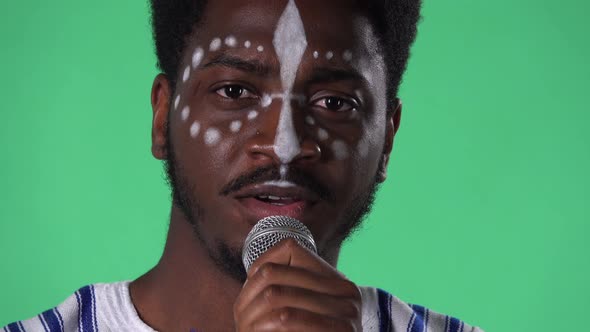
[232,183,320,224]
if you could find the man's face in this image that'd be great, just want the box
[155,0,398,280]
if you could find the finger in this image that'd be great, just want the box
[235,263,360,315]
[245,307,358,332]
[247,238,342,279]
[237,285,361,329]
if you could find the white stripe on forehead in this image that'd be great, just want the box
[273,0,307,92]
[272,0,308,164]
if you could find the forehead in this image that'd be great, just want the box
[183,0,388,116]
[197,0,373,56]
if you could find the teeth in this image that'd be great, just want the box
[256,195,292,202]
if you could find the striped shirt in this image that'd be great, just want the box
[3,281,484,331]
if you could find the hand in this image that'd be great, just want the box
[233,238,362,331]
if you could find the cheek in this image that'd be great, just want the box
[305,113,374,164]
[327,117,385,181]
[353,120,386,178]
[171,101,259,172]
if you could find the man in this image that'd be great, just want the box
[4,0,484,331]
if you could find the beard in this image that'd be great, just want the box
[164,128,381,283]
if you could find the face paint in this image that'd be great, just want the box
[209,38,222,51]
[190,121,201,138]
[273,0,307,93]
[174,95,180,110]
[192,47,204,69]
[318,128,329,141]
[331,140,349,160]
[182,65,191,82]
[176,9,377,164]
[247,110,259,120]
[271,0,308,164]
[357,136,370,158]
[261,94,273,108]
[166,1,390,286]
[224,35,237,47]
[181,106,190,122]
[229,120,242,133]
[343,50,353,62]
[280,164,288,179]
[204,127,221,146]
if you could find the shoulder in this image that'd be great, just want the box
[359,286,485,332]
[3,284,98,332]
[2,281,153,332]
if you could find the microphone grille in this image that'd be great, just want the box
[242,216,317,271]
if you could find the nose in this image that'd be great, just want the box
[246,97,321,166]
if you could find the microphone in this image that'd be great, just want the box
[242,215,317,272]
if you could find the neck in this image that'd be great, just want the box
[129,205,242,332]
[129,204,342,331]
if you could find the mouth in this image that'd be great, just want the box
[232,183,320,223]
[250,195,301,205]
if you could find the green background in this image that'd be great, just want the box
[1,0,588,330]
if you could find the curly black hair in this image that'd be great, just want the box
[149,0,422,109]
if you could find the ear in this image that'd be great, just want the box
[376,98,402,183]
[151,74,172,160]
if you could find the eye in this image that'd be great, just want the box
[312,96,356,112]
[215,84,256,99]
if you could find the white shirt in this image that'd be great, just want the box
[4,281,484,332]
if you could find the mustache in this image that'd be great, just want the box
[219,165,333,202]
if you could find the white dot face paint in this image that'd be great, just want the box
[174,95,180,110]
[343,50,353,62]
[247,110,259,120]
[358,137,370,158]
[305,116,315,125]
[209,38,222,51]
[190,121,201,138]
[313,51,319,59]
[224,35,237,47]
[181,106,190,122]
[204,128,221,146]
[261,94,273,108]
[326,51,334,60]
[331,140,349,160]
[272,0,307,164]
[192,47,204,69]
[280,165,288,179]
[230,120,242,133]
[182,66,191,82]
[244,40,251,48]
[257,45,264,52]
[317,128,329,141]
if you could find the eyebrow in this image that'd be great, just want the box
[306,67,366,85]
[201,53,365,85]
[201,53,273,77]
